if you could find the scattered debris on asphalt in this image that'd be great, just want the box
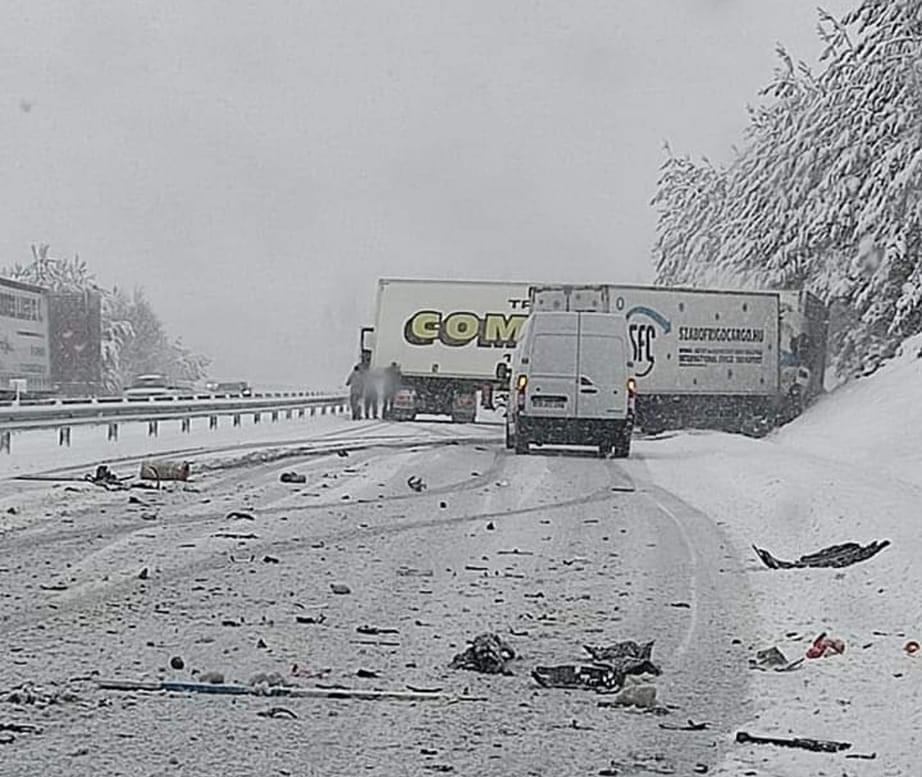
[330,583,351,595]
[213,532,258,540]
[97,678,486,702]
[532,664,621,692]
[903,640,920,656]
[583,639,655,663]
[485,521,495,531]
[752,540,890,570]
[280,472,307,484]
[85,465,124,489]
[806,633,846,659]
[256,706,298,719]
[735,730,851,753]
[3,684,80,706]
[658,719,710,731]
[336,449,349,458]
[138,567,149,580]
[449,633,516,675]
[197,671,226,685]
[139,460,191,482]
[356,669,379,679]
[668,602,691,609]
[226,511,255,521]
[844,752,878,760]
[749,647,804,672]
[407,476,427,492]
[170,656,185,670]
[0,723,42,734]
[295,614,326,625]
[356,625,399,635]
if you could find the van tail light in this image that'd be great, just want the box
[516,374,527,410]
[626,377,637,399]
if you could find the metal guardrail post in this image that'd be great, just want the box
[58,427,71,447]
[148,420,159,437]
[271,410,279,423]
[181,418,191,433]
[285,409,292,420]
[108,423,118,442]
[209,416,218,430]
[233,414,241,427]
[253,413,261,424]
[298,408,305,419]
[1,431,10,453]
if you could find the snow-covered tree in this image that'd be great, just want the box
[2,245,209,391]
[653,1,922,377]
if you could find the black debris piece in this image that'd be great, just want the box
[226,511,255,521]
[584,639,654,663]
[735,731,851,753]
[356,625,399,636]
[280,472,307,484]
[336,449,350,458]
[449,633,516,675]
[256,706,298,719]
[659,719,710,731]
[330,583,351,595]
[532,664,622,692]
[407,476,427,492]
[170,656,185,670]
[295,614,326,625]
[85,465,126,489]
[752,540,890,570]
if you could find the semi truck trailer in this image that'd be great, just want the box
[361,278,827,432]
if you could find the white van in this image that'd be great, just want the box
[506,311,636,457]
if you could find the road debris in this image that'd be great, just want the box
[197,671,226,684]
[532,664,622,692]
[330,583,351,595]
[170,656,185,670]
[583,639,655,663]
[407,476,427,492]
[752,540,890,570]
[85,464,125,489]
[138,567,149,580]
[139,460,191,482]
[3,684,80,706]
[735,730,851,753]
[749,646,804,672]
[226,511,255,521]
[213,532,258,540]
[97,678,486,702]
[280,471,307,484]
[336,449,349,457]
[806,633,845,659]
[449,633,515,675]
[356,625,399,635]
[0,723,42,734]
[658,719,710,731]
[256,706,298,719]
[904,640,920,655]
[295,614,326,625]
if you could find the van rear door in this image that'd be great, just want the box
[525,312,577,419]
[575,313,627,419]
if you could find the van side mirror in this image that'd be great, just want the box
[496,363,511,381]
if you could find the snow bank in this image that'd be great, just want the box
[633,338,922,775]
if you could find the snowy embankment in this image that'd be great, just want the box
[633,335,922,775]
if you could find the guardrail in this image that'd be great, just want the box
[0,392,349,453]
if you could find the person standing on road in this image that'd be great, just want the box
[382,361,402,419]
[363,370,380,420]
[346,363,366,420]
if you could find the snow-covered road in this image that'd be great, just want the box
[1,421,752,776]
[4,339,920,777]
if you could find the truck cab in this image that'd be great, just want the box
[507,311,635,458]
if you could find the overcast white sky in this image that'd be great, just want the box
[0,0,853,387]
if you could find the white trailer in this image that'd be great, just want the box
[369,278,532,421]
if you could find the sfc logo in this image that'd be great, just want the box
[626,306,671,378]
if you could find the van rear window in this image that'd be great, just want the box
[530,334,578,376]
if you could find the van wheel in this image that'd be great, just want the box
[514,434,530,455]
